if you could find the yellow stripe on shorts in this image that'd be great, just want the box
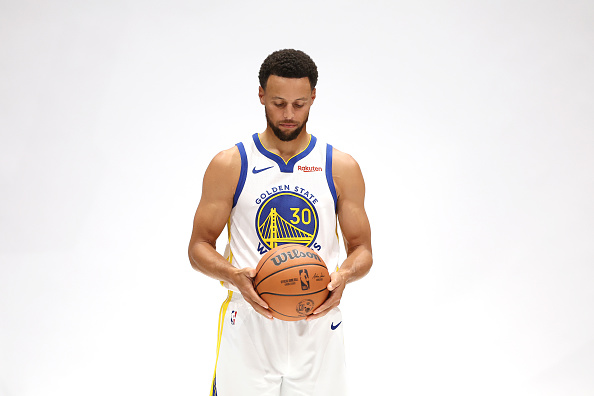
[210,290,233,396]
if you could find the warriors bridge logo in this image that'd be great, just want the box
[255,188,320,253]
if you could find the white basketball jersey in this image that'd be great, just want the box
[223,133,339,291]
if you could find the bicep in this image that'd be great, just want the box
[334,151,372,253]
[189,148,240,247]
[338,193,372,254]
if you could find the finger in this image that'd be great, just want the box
[307,302,335,321]
[246,297,273,319]
[254,305,274,320]
[312,294,338,316]
[241,288,273,319]
[239,284,270,309]
[237,270,269,309]
[246,282,270,310]
[251,292,270,310]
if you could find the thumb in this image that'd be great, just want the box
[327,271,341,291]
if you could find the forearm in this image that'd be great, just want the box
[188,240,272,318]
[338,244,373,284]
[310,242,372,320]
[188,241,238,285]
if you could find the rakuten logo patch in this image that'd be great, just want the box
[297,165,323,172]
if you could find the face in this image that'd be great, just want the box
[259,75,316,142]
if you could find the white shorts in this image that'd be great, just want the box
[210,291,348,396]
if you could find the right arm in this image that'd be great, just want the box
[188,146,272,319]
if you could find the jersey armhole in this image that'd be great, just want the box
[233,142,248,208]
[326,144,338,212]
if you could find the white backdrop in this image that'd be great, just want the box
[1,1,593,395]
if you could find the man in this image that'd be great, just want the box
[188,49,372,396]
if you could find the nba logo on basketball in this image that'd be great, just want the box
[230,310,237,325]
[299,269,310,290]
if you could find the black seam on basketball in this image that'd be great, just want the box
[258,288,329,298]
[254,244,299,277]
[268,306,305,319]
[253,263,328,290]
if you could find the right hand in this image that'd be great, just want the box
[231,268,273,320]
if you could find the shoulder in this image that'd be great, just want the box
[332,147,360,173]
[204,144,244,182]
[209,145,241,171]
[202,145,242,199]
[331,147,365,200]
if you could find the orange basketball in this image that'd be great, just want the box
[253,244,330,321]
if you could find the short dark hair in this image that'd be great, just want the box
[258,49,318,91]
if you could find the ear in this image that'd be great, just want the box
[259,86,265,105]
[311,88,316,103]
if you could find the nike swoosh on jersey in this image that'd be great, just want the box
[252,166,274,174]
[331,321,342,330]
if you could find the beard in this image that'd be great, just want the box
[265,108,309,142]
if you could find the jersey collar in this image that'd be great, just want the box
[252,133,317,173]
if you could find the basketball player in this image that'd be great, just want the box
[188,49,372,396]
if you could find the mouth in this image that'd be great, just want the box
[279,123,298,128]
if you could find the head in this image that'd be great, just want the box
[259,49,318,91]
[258,49,318,142]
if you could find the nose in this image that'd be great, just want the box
[283,106,294,120]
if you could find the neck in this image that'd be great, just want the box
[259,128,310,163]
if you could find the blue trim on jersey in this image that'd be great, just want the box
[326,144,338,212]
[252,133,318,173]
[233,142,248,208]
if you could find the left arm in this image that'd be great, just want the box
[308,148,373,320]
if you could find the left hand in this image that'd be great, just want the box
[306,270,346,321]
